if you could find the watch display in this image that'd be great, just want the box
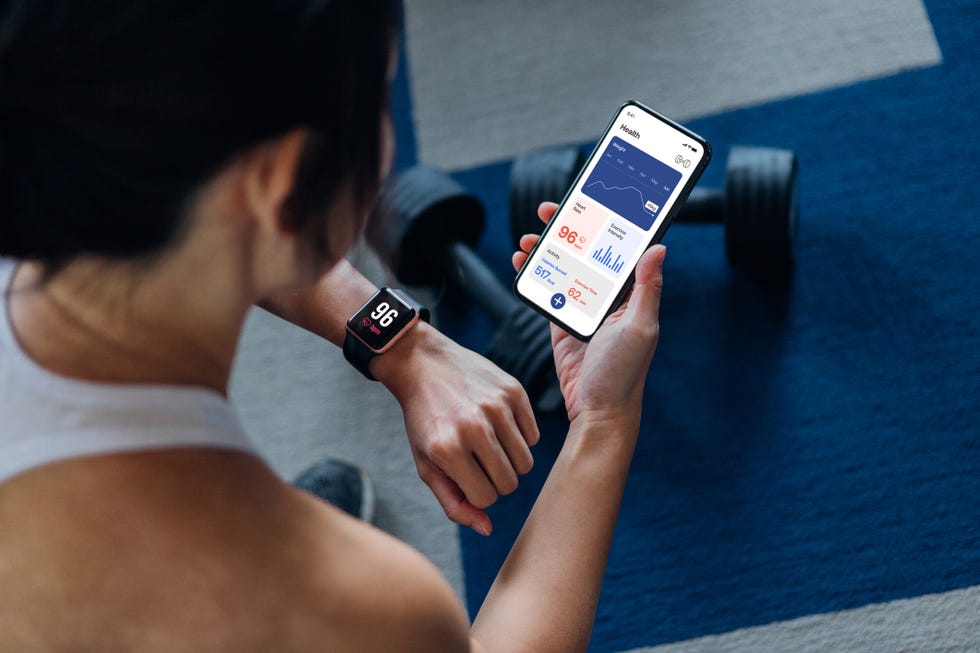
[346,288,419,353]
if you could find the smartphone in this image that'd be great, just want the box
[513,100,711,340]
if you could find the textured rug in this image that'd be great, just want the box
[410,1,980,650]
[231,1,980,650]
[403,0,941,169]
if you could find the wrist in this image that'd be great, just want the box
[567,408,641,450]
[343,287,429,382]
[367,319,439,395]
[570,409,640,433]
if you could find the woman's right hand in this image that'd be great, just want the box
[512,202,666,426]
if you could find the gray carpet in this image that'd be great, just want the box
[404,0,941,169]
[624,586,980,653]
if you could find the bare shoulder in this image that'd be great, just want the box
[0,451,475,652]
[275,487,473,652]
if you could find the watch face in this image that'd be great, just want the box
[347,289,417,352]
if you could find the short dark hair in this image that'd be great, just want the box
[0,0,399,268]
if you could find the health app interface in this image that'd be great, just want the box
[515,104,707,338]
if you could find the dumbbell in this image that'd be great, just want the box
[367,166,564,414]
[509,146,585,251]
[509,145,799,281]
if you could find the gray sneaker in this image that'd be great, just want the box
[293,459,376,524]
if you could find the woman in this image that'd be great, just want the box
[0,1,666,651]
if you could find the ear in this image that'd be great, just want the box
[242,129,308,238]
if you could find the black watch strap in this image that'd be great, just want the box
[343,332,380,381]
[343,289,430,381]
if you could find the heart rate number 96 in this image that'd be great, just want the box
[558,225,587,247]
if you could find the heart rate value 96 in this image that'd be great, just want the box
[557,225,582,245]
[551,198,604,257]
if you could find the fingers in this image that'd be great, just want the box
[426,435,499,508]
[625,244,667,329]
[468,397,530,498]
[425,420,529,506]
[464,373,537,502]
[511,203,556,271]
[474,437,520,497]
[394,330,541,534]
[512,234,540,271]
[519,233,539,252]
[423,390,536,519]
[454,413,531,498]
[511,383,541,447]
[457,452,504,507]
[485,397,536,480]
[537,201,558,223]
[512,250,529,272]
[417,459,493,536]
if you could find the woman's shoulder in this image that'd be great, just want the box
[274,485,472,651]
[0,450,472,652]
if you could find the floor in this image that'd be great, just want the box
[229,2,980,650]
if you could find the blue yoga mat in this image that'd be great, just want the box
[396,1,980,650]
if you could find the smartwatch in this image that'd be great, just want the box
[343,287,430,381]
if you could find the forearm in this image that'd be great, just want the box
[471,411,642,653]
[261,259,541,539]
[259,259,434,389]
[259,259,375,347]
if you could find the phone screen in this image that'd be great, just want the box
[513,101,710,339]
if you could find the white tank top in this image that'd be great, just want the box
[0,258,256,485]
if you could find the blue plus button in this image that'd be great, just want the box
[550,293,566,309]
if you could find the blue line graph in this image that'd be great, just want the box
[581,137,682,230]
[585,181,649,205]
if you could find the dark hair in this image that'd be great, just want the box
[0,0,398,268]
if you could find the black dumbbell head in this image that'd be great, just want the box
[487,307,564,414]
[369,166,564,413]
[369,166,485,286]
[509,145,585,249]
[724,146,799,279]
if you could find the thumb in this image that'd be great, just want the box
[419,460,493,536]
[625,244,666,326]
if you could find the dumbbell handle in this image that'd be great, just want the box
[442,185,725,315]
[444,243,563,412]
[443,185,720,315]
[676,186,724,224]
[443,242,520,324]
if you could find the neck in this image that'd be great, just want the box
[9,250,254,396]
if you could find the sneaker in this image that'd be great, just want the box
[293,459,376,524]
